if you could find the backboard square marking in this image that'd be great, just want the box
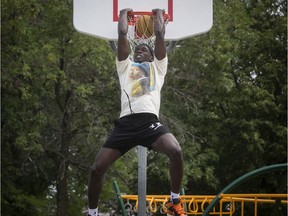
[113,0,173,21]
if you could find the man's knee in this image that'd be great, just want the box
[169,147,183,161]
[90,162,105,177]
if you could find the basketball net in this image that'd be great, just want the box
[127,12,170,56]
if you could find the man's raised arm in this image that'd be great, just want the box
[153,9,166,60]
[117,8,132,61]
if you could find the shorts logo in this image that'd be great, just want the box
[149,122,163,130]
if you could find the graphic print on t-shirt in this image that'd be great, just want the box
[129,62,155,97]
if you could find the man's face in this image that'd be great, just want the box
[133,45,153,63]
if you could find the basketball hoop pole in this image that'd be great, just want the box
[137,146,147,216]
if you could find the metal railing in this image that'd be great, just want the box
[113,164,288,215]
[113,192,287,215]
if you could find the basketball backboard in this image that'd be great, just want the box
[73,0,213,41]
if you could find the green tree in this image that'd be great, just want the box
[2,0,287,215]
[2,0,132,215]
[167,0,287,195]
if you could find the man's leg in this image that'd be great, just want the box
[151,133,187,216]
[88,147,122,209]
[151,133,184,193]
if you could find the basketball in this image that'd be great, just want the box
[135,15,154,39]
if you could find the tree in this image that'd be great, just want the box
[2,0,287,215]
[167,0,287,195]
[2,0,129,215]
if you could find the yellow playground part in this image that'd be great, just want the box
[114,164,288,215]
[118,194,288,215]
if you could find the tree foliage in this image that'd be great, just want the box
[167,0,287,194]
[1,0,287,215]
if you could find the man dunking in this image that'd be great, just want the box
[87,8,187,216]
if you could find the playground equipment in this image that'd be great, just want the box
[114,164,288,215]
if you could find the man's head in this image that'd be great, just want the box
[133,44,154,63]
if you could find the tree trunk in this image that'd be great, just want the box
[55,53,74,215]
[56,158,69,216]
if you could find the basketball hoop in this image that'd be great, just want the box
[109,11,176,54]
[74,0,213,53]
[126,11,170,54]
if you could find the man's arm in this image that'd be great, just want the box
[118,8,132,61]
[152,9,166,60]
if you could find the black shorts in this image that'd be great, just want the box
[103,113,170,155]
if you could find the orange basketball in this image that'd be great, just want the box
[135,15,154,39]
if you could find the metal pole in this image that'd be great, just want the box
[138,146,147,216]
[180,188,187,212]
[113,181,127,216]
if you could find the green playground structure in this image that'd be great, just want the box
[114,163,287,216]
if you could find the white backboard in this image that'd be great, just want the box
[73,0,213,41]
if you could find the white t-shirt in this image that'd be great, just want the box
[116,56,168,118]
